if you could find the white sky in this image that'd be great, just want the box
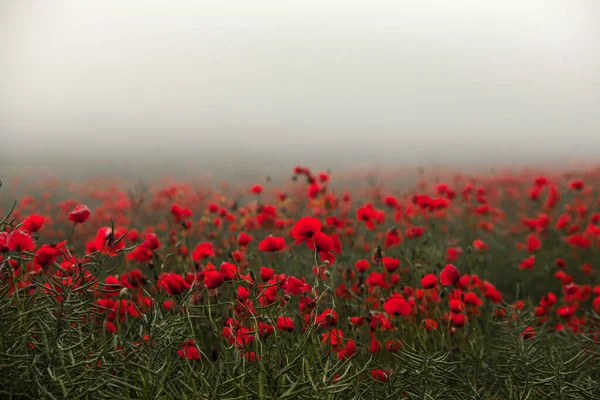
[1,0,599,172]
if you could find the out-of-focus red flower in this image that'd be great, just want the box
[141,233,161,250]
[68,205,91,223]
[22,214,45,233]
[238,232,253,247]
[519,255,535,270]
[192,242,214,261]
[170,204,192,223]
[250,184,263,195]
[355,259,369,272]
[370,369,390,382]
[382,257,400,273]
[423,318,438,331]
[258,236,286,253]
[522,326,535,340]
[473,239,488,251]
[177,339,201,360]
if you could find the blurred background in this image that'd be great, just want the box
[1,0,599,180]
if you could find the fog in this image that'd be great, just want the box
[1,0,599,178]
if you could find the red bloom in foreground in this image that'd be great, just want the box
[258,236,286,253]
[306,231,334,253]
[383,296,412,316]
[0,232,9,252]
[22,214,45,233]
[177,340,201,360]
[440,264,461,286]
[7,230,35,252]
[68,205,91,223]
[276,316,294,332]
[291,217,322,244]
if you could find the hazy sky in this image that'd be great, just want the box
[1,0,599,175]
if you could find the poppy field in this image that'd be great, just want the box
[1,165,600,399]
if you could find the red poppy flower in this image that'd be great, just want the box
[281,276,309,295]
[440,264,461,286]
[473,239,488,251]
[128,246,153,262]
[158,273,191,295]
[423,319,438,331]
[337,340,357,360]
[356,206,376,230]
[238,232,253,247]
[259,266,274,281]
[22,214,45,233]
[258,236,286,253]
[170,204,193,223]
[7,230,35,252]
[250,184,263,194]
[95,227,127,256]
[291,217,322,244]
[382,257,400,272]
[192,242,214,261]
[0,232,8,252]
[421,274,438,289]
[519,255,535,270]
[177,340,201,360]
[383,296,412,316]
[68,205,91,223]
[219,262,237,281]
[522,326,535,340]
[141,233,161,250]
[355,259,369,272]
[276,316,294,332]
[366,272,391,289]
[569,179,584,191]
[306,231,334,253]
[204,270,224,289]
[370,369,390,382]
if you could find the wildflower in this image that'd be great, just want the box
[291,217,322,244]
[68,205,91,223]
[258,236,286,253]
